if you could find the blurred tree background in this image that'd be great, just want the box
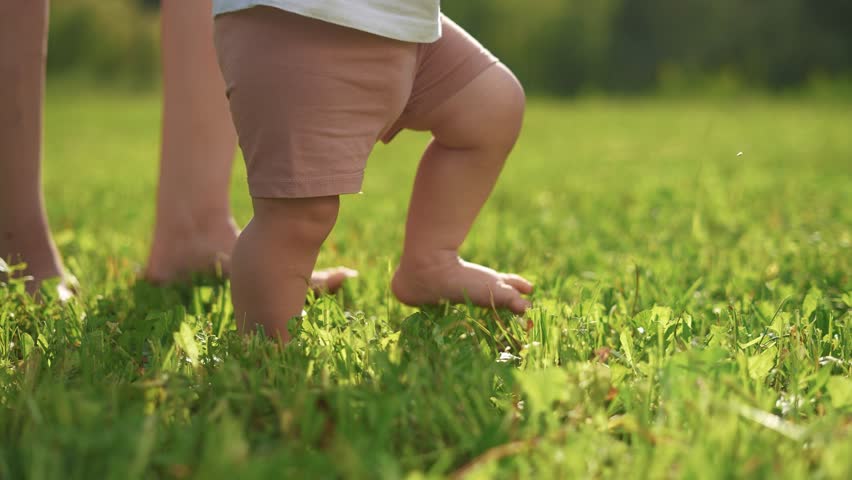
[47,0,159,88]
[48,0,852,94]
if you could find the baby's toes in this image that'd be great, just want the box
[500,273,534,294]
[508,295,532,314]
[311,267,358,293]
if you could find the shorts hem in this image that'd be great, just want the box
[248,171,364,198]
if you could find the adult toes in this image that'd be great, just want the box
[501,273,534,294]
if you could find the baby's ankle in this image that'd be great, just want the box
[398,247,460,272]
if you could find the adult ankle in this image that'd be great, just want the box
[153,204,236,240]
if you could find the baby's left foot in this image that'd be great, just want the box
[391,254,533,314]
[309,266,359,293]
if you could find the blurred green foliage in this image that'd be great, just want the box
[47,0,852,94]
[444,0,852,94]
[47,0,159,88]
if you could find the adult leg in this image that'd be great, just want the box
[146,0,355,291]
[392,64,533,314]
[0,0,71,298]
[144,0,240,283]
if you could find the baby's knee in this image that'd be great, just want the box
[252,196,340,245]
[438,64,525,151]
[490,66,526,139]
[490,71,526,153]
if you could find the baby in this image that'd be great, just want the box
[213,1,533,339]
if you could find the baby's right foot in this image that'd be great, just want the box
[391,253,533,314]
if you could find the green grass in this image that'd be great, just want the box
[1,87,850,479]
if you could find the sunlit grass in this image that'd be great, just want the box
[1,87,850,478]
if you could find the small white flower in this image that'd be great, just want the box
[819,356,843,366]
[497,352,521,363]
[776,394,804,416]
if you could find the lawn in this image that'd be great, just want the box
[1,87,850,479]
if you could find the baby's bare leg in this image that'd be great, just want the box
[392,64,533,314]
[231,196,339,340]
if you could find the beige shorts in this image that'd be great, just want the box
[214,7,498,198]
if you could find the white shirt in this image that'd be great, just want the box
[212,0,442,43]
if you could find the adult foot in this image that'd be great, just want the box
[144,217,240,283]
[0,257,75,301]
[391,253,533,314]
[1,229,71,299]
[144,221,357,294]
